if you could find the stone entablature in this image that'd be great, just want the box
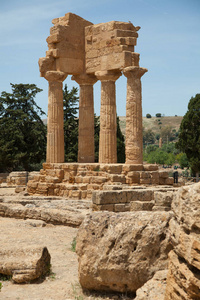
[27,163,174,199]
[39,13,147,164]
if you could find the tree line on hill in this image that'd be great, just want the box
[0,83,199,178]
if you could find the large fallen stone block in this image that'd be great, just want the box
[165,183,200,299]
[135,269,168,300]
[76,211,173,293]
[172,183,200,232]
[165,251,200,300]
[0,203,84,227]
[0,246,50,283]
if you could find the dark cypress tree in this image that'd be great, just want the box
[117,116,125,163]
[176,94,200,180]
[0,83,46,172]
[63,84,79,162]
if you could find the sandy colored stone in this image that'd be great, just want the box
[171,183,200,232]
[165,183,200,299]
[165,251,200,300]
[123,66,147,164]
[135,269,168,300]
[0,202,85,227]
[0,246,50,283]
[130,200,154,211]
[39,13,147,164]
[96,71,121,164]
[76,211,173,293]
[0,215,79,300]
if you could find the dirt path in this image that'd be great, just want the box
[0,216,79,300]
[0,187,134,300]
[0,187,79,300]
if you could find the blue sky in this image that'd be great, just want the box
[0,0,200,117]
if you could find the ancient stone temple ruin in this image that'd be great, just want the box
[27,13,174,199]
[39,12,146,164]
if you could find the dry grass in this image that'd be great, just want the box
[119,116,183,136]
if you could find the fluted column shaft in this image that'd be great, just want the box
[96,71,121,164]
[72,74,97,163]
[45,71,67,163]
[123,66,147,164]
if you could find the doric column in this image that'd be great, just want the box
[44,71,67,163]
[72,74,97,163]
[95,71,121,163]
[123,66,147,164]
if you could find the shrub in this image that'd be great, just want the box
[156,113,162,118]
[146,113,152,118]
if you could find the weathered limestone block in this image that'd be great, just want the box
[135,269,168,300]
[140,171,151,184]
[100,164,123,174]
[165,177,174,185]
[7,171,28,186]
[0,203,84,227]
[0,173,9,183]
[150,171,160,184]
[130,201,154,211]
[92,190,128,205]
[123,164,143,173]
[103,184,123,190]
[171,183,200,232]
[127,189,154,202]
[126,171,140,184]
[154,191,173,208]
[0,246,50,283]
[143,164,158,171]
[165,251,200,300]
[110,174,126,183]
[114,203,130,212]
[159,171,169,179]
[85,21,139,73]
[76,211,173,293]
[165,183,200,299]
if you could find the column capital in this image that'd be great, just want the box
[123,66,148,79]
[95,70,122,82]
[72,73,98,85]
[44,71,67,82]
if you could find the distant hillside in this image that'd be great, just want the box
[43,116,183,138]
[119,116,183,136]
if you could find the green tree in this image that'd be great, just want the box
[176,94,200,180]
[176,152,189,169]
[63,85,79,162]
[143,128,155,145]
[0,83,46,172]
[144,144,176,166]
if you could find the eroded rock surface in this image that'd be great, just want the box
[0,246,50,283]
[135,269,167,300]
[76,211,173,293]
[165,183,200,299]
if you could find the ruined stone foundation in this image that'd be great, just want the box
[27,163,173,200]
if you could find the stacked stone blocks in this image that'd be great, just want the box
[27,163,174,200]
